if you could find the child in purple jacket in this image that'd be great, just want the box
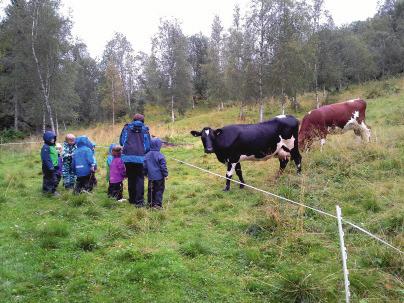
[107,145,126,201]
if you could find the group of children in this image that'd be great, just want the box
[40,131,168,208]
[41,131,97,196]
[105,137,168,207]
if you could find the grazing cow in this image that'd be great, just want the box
[299,99,371,151]
[191,115,302,191]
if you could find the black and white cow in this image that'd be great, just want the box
[191,115,302,191]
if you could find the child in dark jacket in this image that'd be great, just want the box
[72,136,96,194]
[40,131,59,195]
[107,145,126,201]
[144,138,168,208]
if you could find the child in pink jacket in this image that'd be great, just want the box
[107,145,126,201]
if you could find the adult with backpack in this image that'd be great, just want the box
[119,114,151,207]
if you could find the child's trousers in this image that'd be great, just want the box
[74,175,93,194]
[108,182,123,200]
[147,179,165,207]
[43,170,58,194]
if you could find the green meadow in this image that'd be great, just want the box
[0,78,403,302]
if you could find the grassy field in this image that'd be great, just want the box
[0,78,403,302]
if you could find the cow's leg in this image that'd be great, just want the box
[224,162,236,191]
[235,162,245,189]
[360,121,371,142]
[291,147,302,175]
[276,158,289,178]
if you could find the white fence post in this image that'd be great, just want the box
[336,205,350,303]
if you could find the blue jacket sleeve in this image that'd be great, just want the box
[159,155,168,177]
[119,125,127,146]
[41,145,54,171]
[87,149,96,168]
[144,130,151,153]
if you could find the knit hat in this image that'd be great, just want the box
[133,113,145,122]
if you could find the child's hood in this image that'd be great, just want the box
[108,143,116,155]
[43,131,56,145]
[150,138,162,151]
[76,136,94,149]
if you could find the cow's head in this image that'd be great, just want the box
[190,127,222,154]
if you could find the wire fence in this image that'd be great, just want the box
[166,156,402,255]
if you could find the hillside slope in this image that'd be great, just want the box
[0,78,403,302]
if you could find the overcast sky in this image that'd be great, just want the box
[1,0,379,58]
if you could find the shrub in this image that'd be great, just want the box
[360,247,403,276]
[179,240,212,258]
[68,195,88,207]
[75,234,98,251]
[124,216,144,232]
[272,270,325,302]
[40,237,60,249]
[245,212,281,238]
[101,198,116,209]
[378,212,404,235]
[84,206,101,219]
[365,81,400,99]
[37,221,69,250]
[38,221,69,238]
[113,248,144,262]
[0,129,25,143]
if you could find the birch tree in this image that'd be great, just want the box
[152,19,192,122]
[247,0,276,121]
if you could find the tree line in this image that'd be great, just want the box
[0,0,403,135]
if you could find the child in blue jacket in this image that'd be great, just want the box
[72,136,96,194]
[41,131,59,195]
[144,138,168,208]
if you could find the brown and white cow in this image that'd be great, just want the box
[299,99,371,151]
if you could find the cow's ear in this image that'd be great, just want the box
[214,129,223,136]
[190,130,202,137]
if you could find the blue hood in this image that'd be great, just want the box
[43,131,56,145]
[76,136,94,148]
[150,138,162,151]
[128,120,145,130]
[108,143,116,155]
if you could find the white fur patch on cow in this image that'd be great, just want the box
[226,163,237,176]
[347,99,357,103]
[276,115,286,119]
[205,129,210,136]
[278,135,295,151]
[308,111,312,115]
[343,111,360,131]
